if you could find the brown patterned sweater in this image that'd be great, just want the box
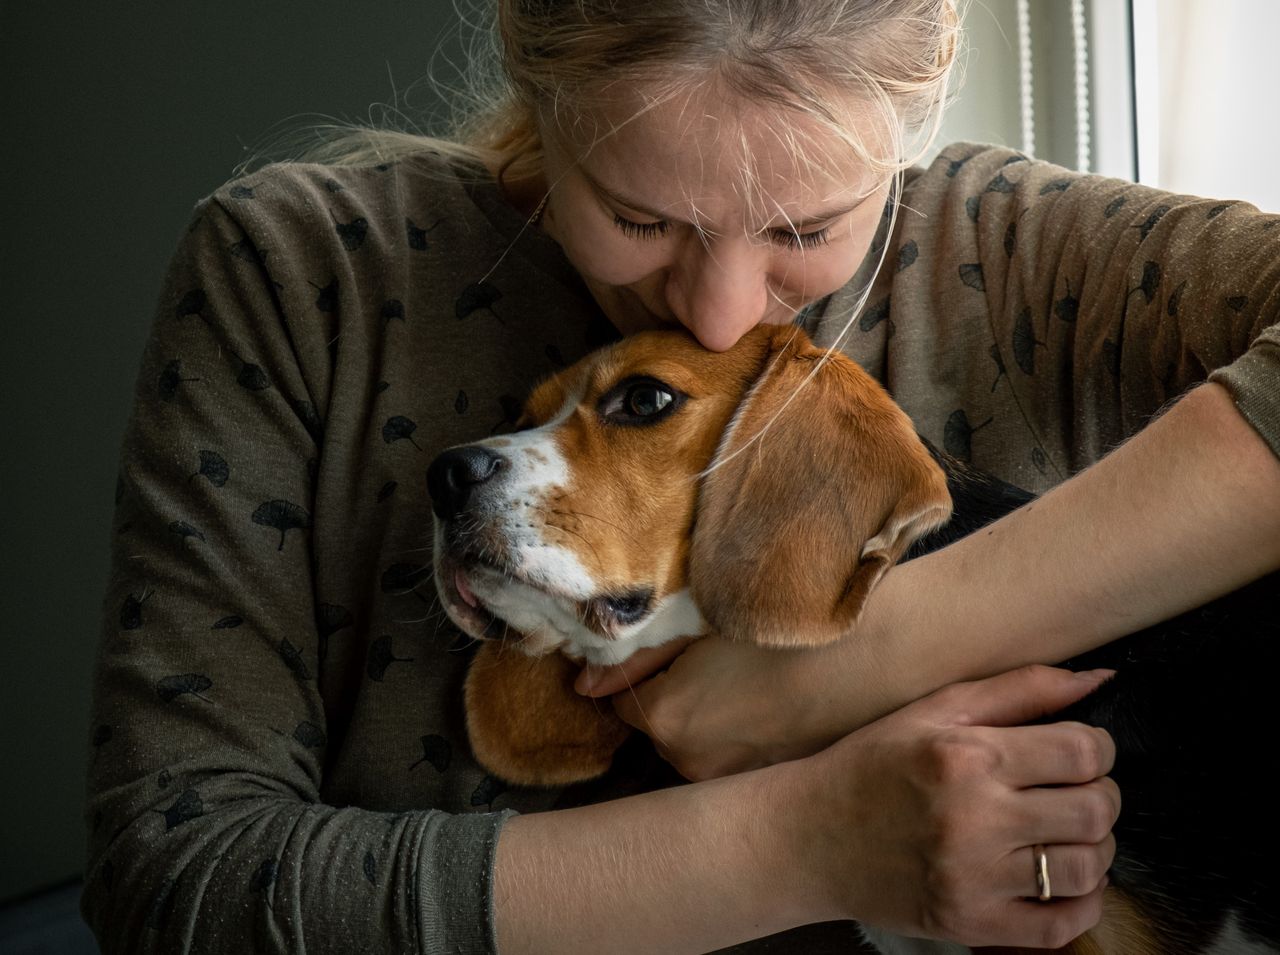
[82,142,1279,953]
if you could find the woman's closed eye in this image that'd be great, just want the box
[611,212,831,250]
[612,213,670,241]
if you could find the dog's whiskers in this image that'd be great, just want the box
[546,506,641,547]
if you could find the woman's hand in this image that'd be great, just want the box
[778,664,1119,947]
[575,635,842,779]
[575,625,925,781]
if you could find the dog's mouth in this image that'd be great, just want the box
[435,544,656,648]
[434,549,517,642]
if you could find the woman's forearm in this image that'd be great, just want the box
[492,763,829,954]
[856,381,1280,713]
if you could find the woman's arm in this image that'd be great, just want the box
[581,380,1280,778]
[498,666,1118,954]
[861,378,1280,710]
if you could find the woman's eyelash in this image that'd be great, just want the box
[773,228,831,250]
[612,212,830,250]
[612,214,670,240]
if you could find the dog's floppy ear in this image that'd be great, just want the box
[690,327,952,648]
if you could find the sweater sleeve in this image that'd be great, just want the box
[81,194,512,954]
[913,144,1280,474]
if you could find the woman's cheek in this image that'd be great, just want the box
[776,246,865,303]
[559,220,666,285]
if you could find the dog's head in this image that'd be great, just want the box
[430,324,951,664]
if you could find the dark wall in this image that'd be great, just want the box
[0,0,465,902]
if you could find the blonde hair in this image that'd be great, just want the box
[244,0,962,196]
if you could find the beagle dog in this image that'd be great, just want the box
[429,324,1277,955]
[429,323,951,784]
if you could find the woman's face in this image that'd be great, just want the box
[539,84,893,352]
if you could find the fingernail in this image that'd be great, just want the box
[1076,668,1116,682]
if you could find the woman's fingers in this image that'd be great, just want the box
[573,636,696,697]
[999,837,1115,899]
[994,881,1109,950]
[976,721,1117,788]
[931,664,1115,728]
[1006,777,1121,848]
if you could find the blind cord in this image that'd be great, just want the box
[1072,0,1092,172]
[1017,0,1035,157]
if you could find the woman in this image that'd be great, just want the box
[82,0,1280,952]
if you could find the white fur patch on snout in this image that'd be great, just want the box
[467,403,597,601]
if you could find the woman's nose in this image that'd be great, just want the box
[666,236,770,352]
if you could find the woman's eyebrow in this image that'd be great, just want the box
[578,165,675,221]
[577,164,864,230]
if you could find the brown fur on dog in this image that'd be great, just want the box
[464,642,631,787]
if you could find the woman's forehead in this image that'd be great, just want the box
[559,82,888,227]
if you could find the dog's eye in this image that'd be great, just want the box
[625,383,673,417]
[599,376,684,425]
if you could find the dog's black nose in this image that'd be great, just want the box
[426,445,506,520]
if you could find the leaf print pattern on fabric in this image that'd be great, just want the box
[315,602,354,664]
[958,263,986,291]
[406,217,444,250]
[278,638,312,680]
[227,348,272,391]
[251,500,311,551]
[1130,261,1162,305]
[154,789,204,830]
[156,674,214,703]
[367,635,414,682]
[331,211,368,251]
[174,288,208,321]
[943,409,993,462]
[455,281,503,320]
[311,276,339,313]
[1012,307,1044,375]
[289,398,324,444]
[381,415,422,450]
[158,359,199,401]
[191,450,230,486]
[1135,205,1171,242]
[169,521,206,543]
[409,735,452,773]
[492,395,524,433]
[249,859,279,908]
[895,239,919,272]
[470,775,507,808]
[120,589,151,630]
[859,296,893,335]
[292,721,326,748]
[1054,281,1080,323]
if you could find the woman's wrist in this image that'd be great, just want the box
[786,569,939,743]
